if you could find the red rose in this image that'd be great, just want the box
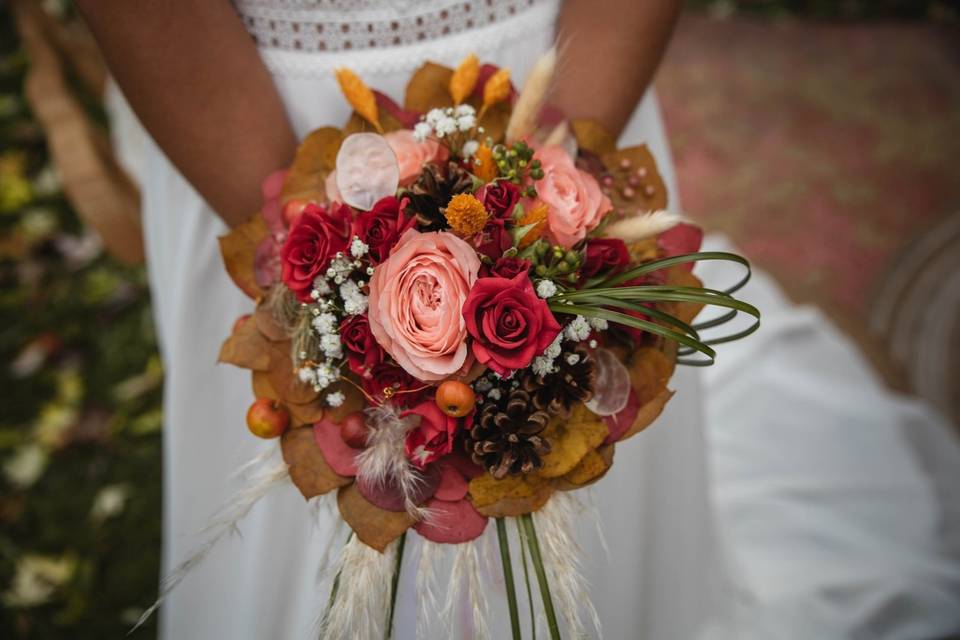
[582,238,630,278]
[473,219,512,260]
[489,256,531,279]
[362,362,425,408]
[280,202,352,302]
[340,314,383,376]
[463,272,562,376]
[476,180,520,220]
[402,400,462,469]
[351,196,415,264]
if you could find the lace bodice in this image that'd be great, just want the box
[233,0,548,53]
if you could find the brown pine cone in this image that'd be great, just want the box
[521,346,596,417]
[467,388,551,479]
[403,162,474,231]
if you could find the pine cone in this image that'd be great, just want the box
[522,346,596,416]
[404,162,474,231]
[467,388,551,479]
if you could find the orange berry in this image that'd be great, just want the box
[246,398,290,439]
[435,380,476,418]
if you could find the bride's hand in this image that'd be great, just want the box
[76,0,297,228]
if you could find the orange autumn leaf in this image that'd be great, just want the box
[479,67,511,118]
[337,484,415,552]
[449,53,480,105]
[253,304,287,342]
[518,202,548,249]
[471,144,497,182]
[265,341,319,405]
[601,144,668,213]
[334,67,381,133]
[282,427,351,499]
[571,118,617,156]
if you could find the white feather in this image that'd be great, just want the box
[603,210,684,243]
[320,535,399,639]
[505,46,557,143]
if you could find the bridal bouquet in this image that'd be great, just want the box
[165,51,757,638]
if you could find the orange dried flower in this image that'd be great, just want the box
[444,193,489,237]
[472,144,498,182]
[449,53,480,105]
[480,68,511,118]
[518,202,549,248]
[335,67,382,132]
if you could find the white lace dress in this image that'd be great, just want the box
[118,1,960,638]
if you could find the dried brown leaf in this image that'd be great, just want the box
[602,145,668,214]
[281,127,343,203]
[404,62,454,113]
[337,483,415,552]
[666,268,705,325]
[254,304,287,342]
[621,388,675,441]
[266,341,319,405]
[218,214,269,300]
[281,427,351,499]
[218,313,270,371]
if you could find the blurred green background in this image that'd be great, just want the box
[0,0,956,638]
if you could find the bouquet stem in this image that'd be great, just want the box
[386,532,407,639]
[496,518,523,640]
[516,519,537,640]
[520,514,560,640]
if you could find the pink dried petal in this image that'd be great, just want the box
[603,387,639,444]
[414,497,488,544]
[253,237,281,288]
[313,420,359,477]
[355,463,441,513]
[433,460,468,501]
[657,223,704,271]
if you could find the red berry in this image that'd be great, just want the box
[246,398,289,439]
[340,412,369,449]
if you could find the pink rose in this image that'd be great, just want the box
[534,145,613,248]
[402,400,462,468]
[384,130,449,186]
[462,272,562,376]
[368,230,480,381]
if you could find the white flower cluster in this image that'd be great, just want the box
[536,279,558,299]
[414,104,479,141]
[564,316,592,342]
[297,361,340,393]
[531,333,564,377]
[339,279,368,316]
[530,312,601,377]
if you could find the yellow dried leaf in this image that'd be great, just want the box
[557,444,615,490]
[480,68,511,117]
[335,68,381,133]
[282,427,351,500]
[218,314,270,371]
[218,214,268,300]
[338,484,415,552]
[469,473,554,518]
[404,62,454,113]
[537,404,608,478]
[449,53,480,105]
[282,127,344,203]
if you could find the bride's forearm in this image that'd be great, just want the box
[76,0,296,227]
[552,0,681,137]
